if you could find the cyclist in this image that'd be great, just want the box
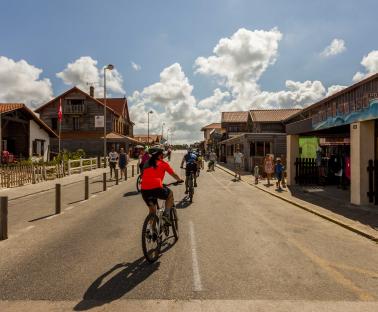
[141,146,183,224]
[180,148,198,194]
[138,146,150,175]
[196,150,203,177]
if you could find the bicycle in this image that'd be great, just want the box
[141,182,181,263]
[181,166,195,203]
[136,174,142,193]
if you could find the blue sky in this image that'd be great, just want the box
[1,0,378,142]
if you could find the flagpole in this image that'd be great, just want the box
[58,98,62,156]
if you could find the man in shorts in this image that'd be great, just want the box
[108,146,118,179]
[234,147,244,181]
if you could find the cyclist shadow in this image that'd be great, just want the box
[73,256,159,311]
[175,197,192,209]
[123,191,139,197]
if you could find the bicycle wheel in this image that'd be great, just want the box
[170,207,179,240]
[136,175,142,193]
[142,213,161,263]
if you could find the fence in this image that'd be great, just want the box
[367,159,378,205]
[295,158,319,185]
[67,157,98,175]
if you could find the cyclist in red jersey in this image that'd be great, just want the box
[141,146,183,223]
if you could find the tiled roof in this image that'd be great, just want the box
[0,103,24,113]
[201,123,222,131]
[0,103,57,137]
[97,98,127,118]
[221,111,249,123]
[250,109,302,123]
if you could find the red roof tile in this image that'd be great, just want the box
[96,98,127,117]
[221,111,249,123]
[0,103,24,113]
[250,109,302,123]
[201,123,222,131]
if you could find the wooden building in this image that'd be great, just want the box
[35,86,136,156]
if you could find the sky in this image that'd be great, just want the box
[1,0,378,143]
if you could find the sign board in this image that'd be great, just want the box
[95,116,104,128]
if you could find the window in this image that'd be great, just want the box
[32,140,45,156]
[256,142,264,156]
[73,117,80,130]
[250,141,272,157]
[51,118,58,131]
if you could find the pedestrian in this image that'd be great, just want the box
[264,154,274,186]
[275,158,284,191]
[108,146,118,179]
[254,164,259,184]
[118,147,128,180]
[208,150,217,171]
[233,147,244,181]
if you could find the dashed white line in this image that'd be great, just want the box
[65,206,75,210]
[91,195,97,198]
[189,221,203,292]
[21,225,35,232]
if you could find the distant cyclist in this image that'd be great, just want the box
[138,146,150,175]
[141,146,183,224]
[180,148,198,194]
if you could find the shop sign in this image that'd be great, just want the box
[95,115,104,128]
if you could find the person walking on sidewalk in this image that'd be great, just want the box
[254,164,260,184]
[264,154,274,186]
[234,147,244,181]
[108,147,119,179]
[208,150,217,171]
[118,148,128,180]
[275,158,284,191]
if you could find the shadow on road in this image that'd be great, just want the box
[123,191,139,197]
[73,257,160,311]
[28,213,56,222]
[175,197,192,209]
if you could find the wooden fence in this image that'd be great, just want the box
[295,158,319,185]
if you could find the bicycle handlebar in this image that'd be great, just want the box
[163,181,184,187]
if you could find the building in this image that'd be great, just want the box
[285,73,378,206]
[133,134,164,145]
[200,123,225,153]
[0,103,57,161]
[35,86,137,156]
[219,109,301,170]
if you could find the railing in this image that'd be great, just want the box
[67,157,98,175]
[63,103,86,114]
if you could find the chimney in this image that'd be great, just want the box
[89,86,94,97]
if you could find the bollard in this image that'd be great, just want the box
[85,176,89,200]
[97,155,101,169]
[125,166,128,181]
[115,169,119,185]
[103,173,107,191]
[132,165,135,177]
[55,184,61,214]
[0,197,8,240]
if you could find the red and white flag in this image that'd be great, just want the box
[58,98,63,121]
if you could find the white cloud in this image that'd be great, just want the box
[198,88,230,109]
[56,56,125,96]
[129,63,218,143]
[0,56,53,108]
[326,85,347,97]
[352,50,378,82]
[131,61,141,71]
[320,39,346,57]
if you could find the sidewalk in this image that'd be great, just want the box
[0,160,138,201]
[216,162,378,243]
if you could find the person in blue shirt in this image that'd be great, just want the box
[180,148,198,194]
[275,158,284,191]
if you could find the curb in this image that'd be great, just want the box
[216,164,378,243]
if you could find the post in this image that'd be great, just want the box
[90,158,93,171]
[32,165,36,184]
[97,155,100,169]
[0,196,8,240]
[85,176,89,200]
[55,184,61,214]
[80,158,83,173]
[125,166,128,181]
[103,172,107,191]
[68,159,71,175]
[115,169,119,185]
[132,165,135,177]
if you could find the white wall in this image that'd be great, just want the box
[30,120,50,161]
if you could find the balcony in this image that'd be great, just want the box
[63,103,86,114]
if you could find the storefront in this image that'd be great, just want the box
[286,73,378,206]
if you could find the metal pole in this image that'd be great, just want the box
[0,196,8,240]
[147,112,149,146]
[115,169,119,185]
[103,67,107,168]
[103,172,107,191]
[85,176,89,200]
[125,166,128,181]
[55,184,61,214]
[132,165,135,177]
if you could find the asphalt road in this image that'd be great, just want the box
[0,151,377,311]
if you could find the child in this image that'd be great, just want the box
[254,165,259,184]
[275,158,284,190]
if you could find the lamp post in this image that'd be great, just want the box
[103,64,114,167]
[147,110,153,146]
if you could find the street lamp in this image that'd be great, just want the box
[147,110,153,145]
[103,64,114,167]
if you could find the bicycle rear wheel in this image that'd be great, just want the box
[136,175,142,193]
[142,213,161,263]
[170,207,179,240]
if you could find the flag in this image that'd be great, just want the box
[58,98,63,121]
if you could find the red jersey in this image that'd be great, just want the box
[141,160,174,190]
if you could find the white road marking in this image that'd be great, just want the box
[65,206,74,210]
[91,195,97,198]
[21,225,35,232]
[108,187,112,190]
[189,221,203,291]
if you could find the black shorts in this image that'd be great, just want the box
[185,162,197,177]
[109,162,116,169]
[141,187,171,206]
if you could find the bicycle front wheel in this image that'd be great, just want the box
[142,213,161,263]
[170,207,179,240]
[136,175,142,193]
